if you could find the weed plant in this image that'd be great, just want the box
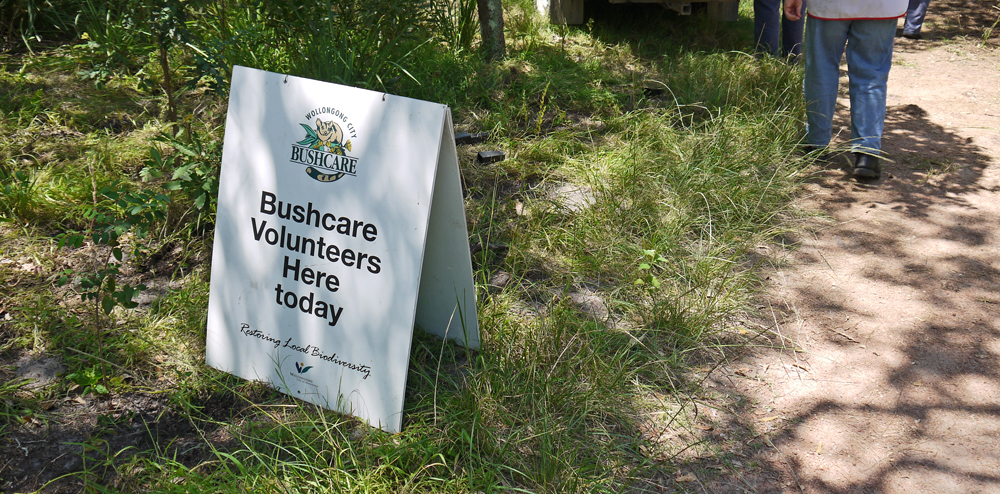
[0,0,81,53]
[0,1,813,492]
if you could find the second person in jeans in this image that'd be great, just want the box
[754,0,804,60]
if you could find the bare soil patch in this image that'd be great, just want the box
[687,2,1000,493]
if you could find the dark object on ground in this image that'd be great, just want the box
[455,132,489,145]
[853,153,881,179]
[901,31,923,40]
[642,86,665,98]
[477,151,505,164]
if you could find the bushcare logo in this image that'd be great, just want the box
[290,106,360,183]
[289,361,318,393]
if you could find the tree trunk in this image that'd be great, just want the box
[476,0,505,61]
[158,43,178,130]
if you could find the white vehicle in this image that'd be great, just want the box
[537,0,741,24]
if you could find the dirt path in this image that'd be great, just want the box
[698,6,1000,494]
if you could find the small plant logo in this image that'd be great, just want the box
[290,108,360,183]
[294,362,313,374]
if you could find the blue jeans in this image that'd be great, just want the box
[754,0,804,58]
[804,17,898,153]
[904,0,932,35]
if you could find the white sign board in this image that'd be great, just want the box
[206,66,479,433]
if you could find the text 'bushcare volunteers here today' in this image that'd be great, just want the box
[247,190,386,326]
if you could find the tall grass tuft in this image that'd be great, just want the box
[289,0,430,89]
[0,0,80,52]
[190,0,433,92]
[430,0,480,53]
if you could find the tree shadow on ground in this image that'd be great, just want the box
[756,100,1000,493]
[895,0,1000,49]
[648,64,1000,491]
[806,101,993,215]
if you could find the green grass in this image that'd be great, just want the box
[0,1,813,492]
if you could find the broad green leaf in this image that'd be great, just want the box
[300,123,318,139]
[297,135,319,146]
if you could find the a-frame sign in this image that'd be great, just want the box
[206,66,479,433]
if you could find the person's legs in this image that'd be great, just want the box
[903,0,931,36]
[844,18,897,154]
[803,17,850,148]
[780,1,804,59]
[754,0,781,57]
